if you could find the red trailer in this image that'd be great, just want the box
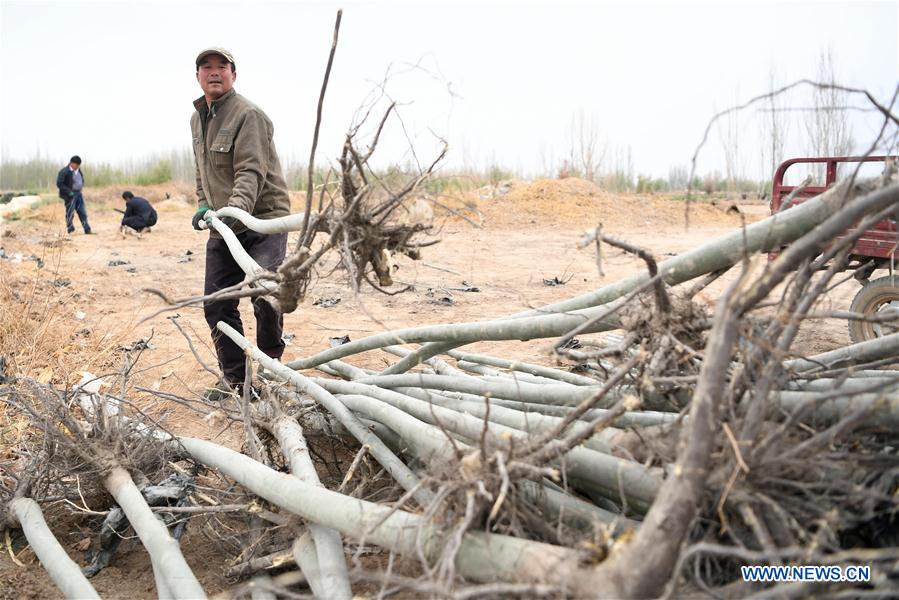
[771,155,899,342]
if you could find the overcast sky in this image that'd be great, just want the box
[1,0,896,180]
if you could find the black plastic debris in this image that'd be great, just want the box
[82,474,194,578]
[329,335,351,347]
[426,288,455,306]
[560,337,582,350]
[313,296,341,308]
[429,296,455,306]
[543,276,570,287]
[120,339,153,352]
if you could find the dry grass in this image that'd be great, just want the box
[0,246,166,500]
[0,263,125,384]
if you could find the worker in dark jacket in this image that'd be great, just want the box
[120,191,157,236]
[56,155,92,234]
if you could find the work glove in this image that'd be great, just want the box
[191,207,210,230]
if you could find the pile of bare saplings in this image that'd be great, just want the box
[3,161,899,598]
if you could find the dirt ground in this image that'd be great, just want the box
[0,178,863,597]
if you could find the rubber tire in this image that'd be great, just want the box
[848,275,899,343]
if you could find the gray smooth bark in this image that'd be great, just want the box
[383,179,872,372]
[179,436,598,594]
[784,331,899,373]
[104,467,206,599]
[7,497,101,600]
[217,322,434,507]
[271,416,352,599]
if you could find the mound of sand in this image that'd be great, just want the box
[473,178,745,232]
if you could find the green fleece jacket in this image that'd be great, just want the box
[190,88,291,237]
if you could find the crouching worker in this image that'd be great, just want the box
[120,191,157,238]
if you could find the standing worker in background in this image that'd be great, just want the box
[119,191,157,237]
[56,155,92,234]
[190,47,292,401]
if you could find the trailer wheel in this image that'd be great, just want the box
[848,276,899,343]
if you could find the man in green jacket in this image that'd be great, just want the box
[190,47,292,401]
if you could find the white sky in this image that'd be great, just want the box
[1,0,897,180]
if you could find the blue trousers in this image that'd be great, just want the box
[64,191,91,233]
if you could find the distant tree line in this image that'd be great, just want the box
[0,151,774,199]
[0,149,196,192]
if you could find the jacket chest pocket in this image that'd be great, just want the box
[211,131,233,169]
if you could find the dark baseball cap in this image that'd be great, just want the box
[195,47,235,68]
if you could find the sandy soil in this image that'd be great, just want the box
[0,178,862,597]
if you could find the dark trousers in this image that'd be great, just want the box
[64,192,91,233]
[204,230,288,385]
[122,215,153,230]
